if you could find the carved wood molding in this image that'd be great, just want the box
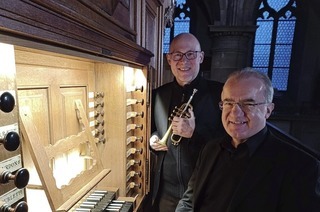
[0,0,153,65]
[92,0,121,15]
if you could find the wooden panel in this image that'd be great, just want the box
[144,0,164,86]
[0,0,153,65]
[15,47,95,142]
[94,63,127,191]
[18,88,49,186]
[18,89,50,147]
[14,47,97,211]
[60,87,87,137]
[20,100,110,211]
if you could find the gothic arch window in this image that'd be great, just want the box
[253,0,297,91]
[163,0,191,53]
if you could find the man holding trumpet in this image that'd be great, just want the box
[148,33,225,212]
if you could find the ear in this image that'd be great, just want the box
[265,103,274,119]
[166,54,172,65]
[199,51,204,63]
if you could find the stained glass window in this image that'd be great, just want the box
[253,0,297,91]
[163,0,190,53]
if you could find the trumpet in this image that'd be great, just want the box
[158,88,198,146]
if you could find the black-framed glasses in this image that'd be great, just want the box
[219,101,268,112]
[167,51,201,61]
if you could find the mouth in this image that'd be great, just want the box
[178,67,190,72]
[229,120,247,125]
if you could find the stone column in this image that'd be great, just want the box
[209,25,257,82]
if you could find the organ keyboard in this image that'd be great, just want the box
[70,190,133,212]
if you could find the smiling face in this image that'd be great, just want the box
[166,33,204,86]
[221,76,274,147]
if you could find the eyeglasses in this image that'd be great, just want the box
[168,51,201,61]
[219,101,268,112]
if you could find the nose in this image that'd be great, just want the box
[230,103,244,114]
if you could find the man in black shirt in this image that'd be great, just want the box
[149,33,225,212]
[176,68,320,212]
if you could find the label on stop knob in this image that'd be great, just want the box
[0,155,22,172]
[0,188,24,206]
[0,123,19,140]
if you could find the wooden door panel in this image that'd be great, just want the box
[15,47,95,191]
[18,88,51,146]
[60,86,87,138]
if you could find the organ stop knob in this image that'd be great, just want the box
[0,168,29,189]
[0,132,20,152]
[0,91,15,113]
[0,201,28,212]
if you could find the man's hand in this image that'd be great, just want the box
[150,134,168,151]
[171,108,195,138]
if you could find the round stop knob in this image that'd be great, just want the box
[0,91,15,113]
[1,131,20,151]
[0,201,28,212]
[14,201,28,212]
[14,168,30,189]
[0,168,29,189]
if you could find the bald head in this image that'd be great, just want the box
[169,33,201,53]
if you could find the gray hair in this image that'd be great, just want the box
[226,67,274,103]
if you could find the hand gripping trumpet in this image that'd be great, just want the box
[158,88,198,146]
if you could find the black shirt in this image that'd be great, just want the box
[198,127,267,212]
[162,75,202,198]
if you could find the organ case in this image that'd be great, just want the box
[0,0,167,210]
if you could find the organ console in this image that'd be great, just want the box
[0,43,152,212]
[1,4,155,211]
[0,43,151,212]
[0,0,170,210]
